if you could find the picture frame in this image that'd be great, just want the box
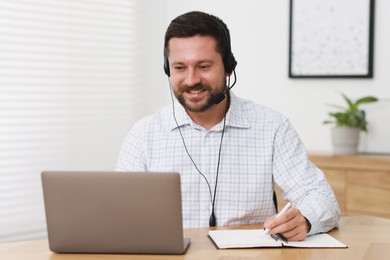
[289,0,375,78]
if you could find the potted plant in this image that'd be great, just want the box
[323,93,378,155]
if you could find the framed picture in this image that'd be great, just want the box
[289,0,375,78]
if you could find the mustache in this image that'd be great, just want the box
[182,83,210,92]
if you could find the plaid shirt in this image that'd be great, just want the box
[116,92,340,235]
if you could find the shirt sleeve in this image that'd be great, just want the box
[272,119,340,235]
[116,127,148,172]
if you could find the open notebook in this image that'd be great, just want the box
[208,229,347,249]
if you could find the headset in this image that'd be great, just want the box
[166,14,238,227]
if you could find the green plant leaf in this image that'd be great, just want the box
[323,93,378,132]
[355,96,378,107]
[341,93,353,109]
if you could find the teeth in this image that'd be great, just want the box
[189,89,203,93]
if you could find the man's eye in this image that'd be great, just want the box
[174,66,185,71]
[199,65,210,69]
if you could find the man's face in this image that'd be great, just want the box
[167,35,226,113]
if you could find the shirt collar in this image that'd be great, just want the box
[225,92,251,129]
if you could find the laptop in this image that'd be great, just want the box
[41,171,190,254]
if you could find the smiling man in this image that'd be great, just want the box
[116,11,340,241]
[169,35,226,112]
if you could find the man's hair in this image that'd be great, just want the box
[164,11,234,74]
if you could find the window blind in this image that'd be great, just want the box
[0,0,152,242]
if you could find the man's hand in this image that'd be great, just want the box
[264,207,310,241]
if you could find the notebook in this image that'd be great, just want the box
[208,229,347,249]
[41,171,190,254]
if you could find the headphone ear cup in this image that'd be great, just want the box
[225,53,237,74]
[164,55,170,76]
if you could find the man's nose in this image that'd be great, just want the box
[184,68,201,87]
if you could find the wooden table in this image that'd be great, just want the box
[1,216,389,260]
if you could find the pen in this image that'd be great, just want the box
[263,202,292,235]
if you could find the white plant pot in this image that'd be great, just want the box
[331,126,360,155]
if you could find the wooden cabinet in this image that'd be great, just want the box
[275,154,390,218]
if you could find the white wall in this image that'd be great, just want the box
[147,0,390,154]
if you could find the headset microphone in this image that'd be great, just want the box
[212,92,226,105]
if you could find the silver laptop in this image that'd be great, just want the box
[41,171,190,254]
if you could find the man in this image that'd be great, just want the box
[116,11,340,241]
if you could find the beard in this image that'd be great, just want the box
[175,83,224,113]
